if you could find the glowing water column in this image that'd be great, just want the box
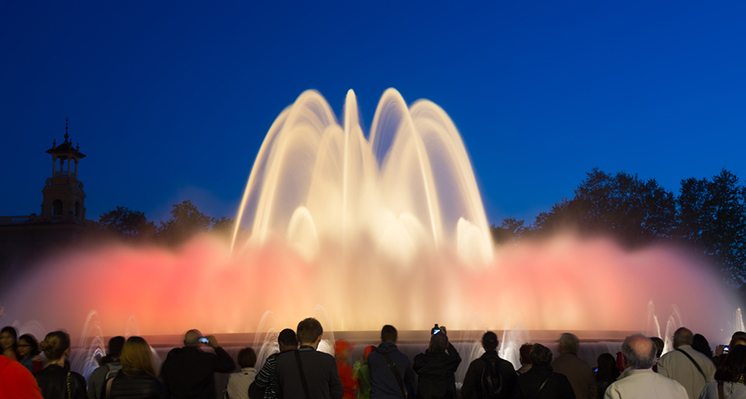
[231,89,493,264]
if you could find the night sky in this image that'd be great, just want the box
[2,1,745,224]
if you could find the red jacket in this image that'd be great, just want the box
[0,355,43,399]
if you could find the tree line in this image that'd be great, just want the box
[96,169,746,284]
[95,200,234,246]
[491,169,746,284]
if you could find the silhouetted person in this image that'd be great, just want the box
[275,317,343,399]
[461,331,518,399]
[714,331,746,368]
[250,328,298,399]
[692,334,714,362]
[107,336,165,399]
[17,333,41,373]
[604,334,686,399]
[517,344,534,375]
[657,327,715,399]
[699,345,746,399]
[226,347,257,399]
[650,337,665,373]
[368,324,416,399]
[160,329,235,399]
[413,326,461,399]
[35,330,87,399]
[552,333,595,399]
[594,353,618,399]
[1,325,19,360]
[88,335,125,399]
[517,343,575,399]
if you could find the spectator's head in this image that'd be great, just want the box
[715,345,746,382]
[529,344,553,367]
[108,336,125,359]
[481,331,499,352]
[297,318,323,348]
[0,326,18,352]
[120,336,156,377]
[650,337,665,358]
[596,353,619,379]
[692,334,713,359]
[237,347,257,369]
[730,331,746,347]
[40,330,71,362]
[381,325,398,344]
[519,344,533,366]
[278,328,298,352]
[17,334,39,359]
[183,329,203,347]
[428,332,448,354]
[673,327,693,348]
[558,332,579,355]
[622,334,657,370]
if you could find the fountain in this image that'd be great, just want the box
[0,89,741,364]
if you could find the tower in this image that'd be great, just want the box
[41,118,86,222]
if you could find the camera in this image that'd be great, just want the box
[724,345,730,354]
[198,337,209,344]
[431,324,441,335]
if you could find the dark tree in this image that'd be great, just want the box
[677,170,746,283]
[98,206,156,240]
[491,217,527,244]
[211,216,235,239]
[534,169,677,246]
[158,200,213,245]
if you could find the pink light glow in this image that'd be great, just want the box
[0,232,737,344]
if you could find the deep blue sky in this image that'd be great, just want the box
[2,1,745,224]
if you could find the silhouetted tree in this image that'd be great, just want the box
[534,169,677,246]
[211,216,235,239]
[158,200,212,245]
[98,206,156,240]
[678,169,746,283]
[491,217,527,244]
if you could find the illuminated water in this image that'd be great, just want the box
[0,90,741,367]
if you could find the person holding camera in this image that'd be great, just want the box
[413,324,461,399]
[160,329,235,399]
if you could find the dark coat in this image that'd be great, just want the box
[412,343,461,399]
[517,365,575,399]
[160,346,235,399]
[275,347,343,399]
[461,351,518,399]
[108,371,166,399]
[35,364,87,399]
[368,342,417,399]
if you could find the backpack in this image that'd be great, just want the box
[102,362,122,399]
[480,357,502,399]
[104,362,121,380]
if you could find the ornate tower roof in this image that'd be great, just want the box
[46,118,86,159]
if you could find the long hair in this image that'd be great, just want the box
[715,345,746,383]
[1,326,18,355]
[120,336,156,377]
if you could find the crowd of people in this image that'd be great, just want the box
[1,321,745,399]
